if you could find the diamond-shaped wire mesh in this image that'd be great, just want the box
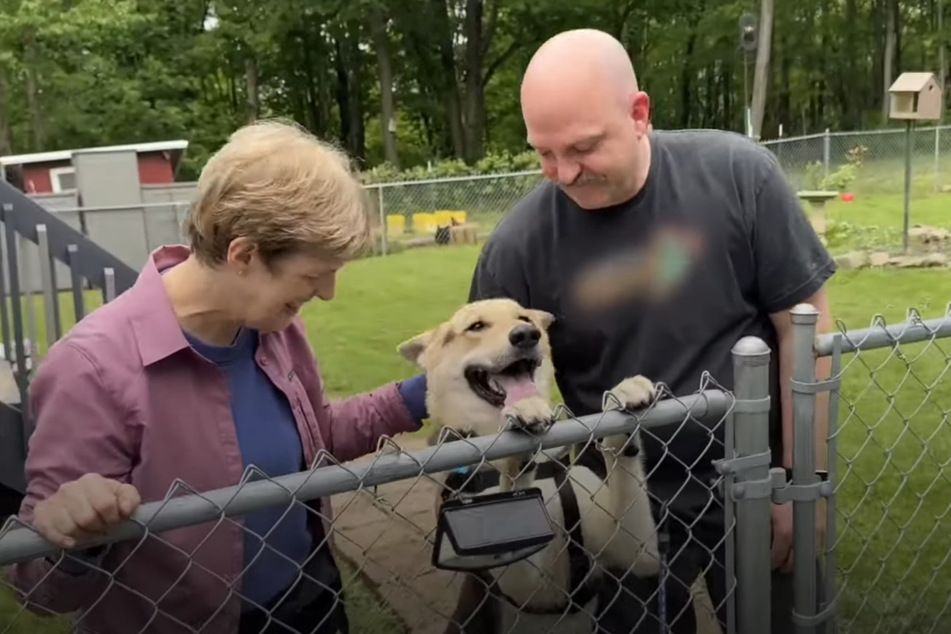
[367,171,544,255]
[761,125,951,197]
[0,381,738,634]
[818,306,951,634]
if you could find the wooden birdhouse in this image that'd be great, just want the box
[888,72,943,121]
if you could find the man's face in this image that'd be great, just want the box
[524,89,651,209]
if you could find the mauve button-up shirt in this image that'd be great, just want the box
[5,245,421,633]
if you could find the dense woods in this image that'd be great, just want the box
[0,0,948,179]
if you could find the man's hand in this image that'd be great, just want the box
[771,502,794,572]
[771,498,828,573]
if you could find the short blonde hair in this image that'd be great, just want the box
[184,119,371,266]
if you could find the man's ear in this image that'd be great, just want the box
[528,309,556,331]
[397,329,434,366]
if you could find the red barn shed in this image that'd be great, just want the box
[0,140,189,194]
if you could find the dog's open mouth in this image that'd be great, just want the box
[464,357,540,409]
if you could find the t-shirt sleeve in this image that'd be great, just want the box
[751,155,837,314]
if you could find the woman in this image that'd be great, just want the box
[7,120,429,634]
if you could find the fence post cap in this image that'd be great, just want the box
[731,335,770,357]
[790,303,821,323]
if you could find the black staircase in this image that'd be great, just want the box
[0,180,138,516]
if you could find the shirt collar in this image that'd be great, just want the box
[127,245,194,366]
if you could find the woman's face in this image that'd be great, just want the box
[230,243,346,333]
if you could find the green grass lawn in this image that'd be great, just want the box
[813,190,951,254]
[3,238,951,633]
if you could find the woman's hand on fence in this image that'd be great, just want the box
[770,502,794,572]
[31,473,141,549]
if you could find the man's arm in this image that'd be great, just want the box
[770,286,833,473]
[747,145,837,471]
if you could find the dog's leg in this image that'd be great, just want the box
[441,573,501,634]
[496,396,553,493]
[599,375,661,577]
[501,395,555,435]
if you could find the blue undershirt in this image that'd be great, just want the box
[185,327,313,609]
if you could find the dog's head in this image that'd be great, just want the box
[398,298,556,436]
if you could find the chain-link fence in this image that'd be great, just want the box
[1,302,951,633]
[363,126,951,259]
[803,303,951,634]
[365,170,544,256]
[24,126,951,261]
[761,125,951,197]
[0,341,782,634]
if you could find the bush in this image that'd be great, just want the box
[361,150,540,184]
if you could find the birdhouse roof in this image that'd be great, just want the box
[888,72,937,93]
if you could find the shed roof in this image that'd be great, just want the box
[0,140,189,167]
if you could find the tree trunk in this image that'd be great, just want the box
[434,0,465,160]
[882,0,896,122]
[750,0,774,140]
[940,0,947,123]
[23,32,45,152]
[244,56,259,123]
[462,0,486,164]
[680,31,697,128]
[0,66,13,158]
[368,4,399,166]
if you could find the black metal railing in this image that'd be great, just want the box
[0,180,137,495]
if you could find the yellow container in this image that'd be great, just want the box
[386,214,406,234]
[450,210,467,224]
[412,212,437,234]
[434,210,455,226]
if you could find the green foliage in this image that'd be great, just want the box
[0,0,948,174]
[823,218,903,254]
[804,144,870,192]
[361,149,539,184]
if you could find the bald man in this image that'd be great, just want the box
[467,29,833,634]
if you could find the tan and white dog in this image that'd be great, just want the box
[398,298,661,633]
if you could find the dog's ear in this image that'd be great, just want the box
[528,309,556,331]
[397,329,434,366]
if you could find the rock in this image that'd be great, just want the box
[909,224,951,252]
[886,252,948,268]
[835,251,870,270]
[869,251,892,267]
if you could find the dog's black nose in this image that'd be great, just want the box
[509,324,541,349]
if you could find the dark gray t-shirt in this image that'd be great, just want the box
[467,129,835,509]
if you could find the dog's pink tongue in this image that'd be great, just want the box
[497,375,539,408]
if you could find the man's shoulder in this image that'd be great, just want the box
[654,128,778,176]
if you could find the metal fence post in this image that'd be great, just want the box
[823,128,831,180]
[725,336,774,634]
[377,186,388,256]
[789,303,822,634]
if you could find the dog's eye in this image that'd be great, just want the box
[517,315,532,323]
[466,320,486,332]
